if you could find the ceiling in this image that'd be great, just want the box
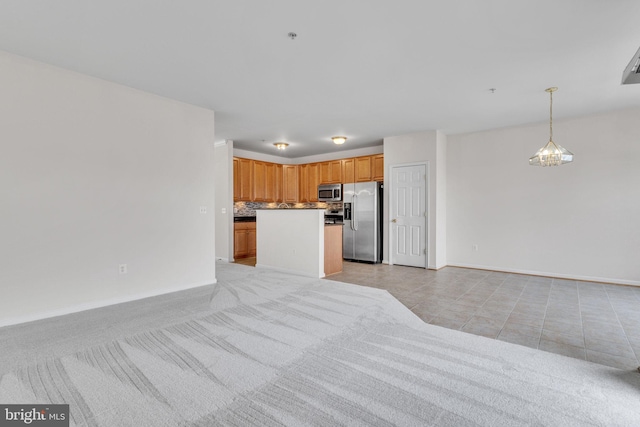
[1,1,639,158]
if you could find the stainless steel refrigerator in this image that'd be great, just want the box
[343,181,383,263]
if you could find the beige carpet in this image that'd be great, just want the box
[1,262,639,426]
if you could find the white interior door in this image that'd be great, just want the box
[391,164,427,267]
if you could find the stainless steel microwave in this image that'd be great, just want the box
[318,184,342,202]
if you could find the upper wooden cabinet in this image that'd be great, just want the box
[297,164,308,202]
[282,164,298,203]
[307,163,319,202]
[265,163,276,202]
[234,158,253,201]
[319,160,342,184]
[372,154,384,182]
[345,155,384,183]
[252,161,267,201]
[233,154,383,202]
[342,158,355,184]
[298,163,320,202]
[355,156,372,182]
[274,164,283,202]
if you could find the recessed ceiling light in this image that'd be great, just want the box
[331,136,347,145]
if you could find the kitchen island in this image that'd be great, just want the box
[256,209,342,278]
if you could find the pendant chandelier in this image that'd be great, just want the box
[529,87,574,166]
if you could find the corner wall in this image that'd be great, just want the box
[0,51,217,326]
[214,140,233,261]
[383,131,446,269]
[446,108,640,285]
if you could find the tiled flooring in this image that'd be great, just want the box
[328,262,640,371]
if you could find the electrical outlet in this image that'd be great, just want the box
[119,264,127,274]
[472,244,479,252]
[221,207,226,214]
[200,206,207,214]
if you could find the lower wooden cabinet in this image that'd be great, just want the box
[234,222,256,259]
[324,225,343,276]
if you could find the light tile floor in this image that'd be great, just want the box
[328,262,640,371]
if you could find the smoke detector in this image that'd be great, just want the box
[621,45,640,85]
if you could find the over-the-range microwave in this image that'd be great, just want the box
[318,184,342,202]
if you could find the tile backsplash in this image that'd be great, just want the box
[234,201,343,217]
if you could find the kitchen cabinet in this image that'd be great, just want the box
[264,162,276,202]
[372,154,384,181]
[234,222,256,259]
[233,158,284,203]
[299,163,320,202]
[235,158,253,201]
[274,164,283,202]
[355,156,372,182]
[319,160,342,184]
[298,164,309,202]
[307,163,319,202]
[282,164,298,203]
[342,158,355,184]
[247,226,256,257]
[324,225,343,276]
[252,161,267,201]
[233,154,383,202]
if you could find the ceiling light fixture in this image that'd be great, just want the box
[273,142,289,150]
[331,136,347,145]
[529,87,574,167]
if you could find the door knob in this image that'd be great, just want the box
[391,219,397,223]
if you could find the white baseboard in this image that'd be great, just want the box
[216,257,230,262]
[254,264,324,279]
[447,262,640,287]
[0,280,216,328]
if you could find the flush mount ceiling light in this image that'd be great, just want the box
[529,87,574,167]
[331,136,347,145]
[273,142,289,150]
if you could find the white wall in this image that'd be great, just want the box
[214,140,233,261]
[256,210,325,278]
[383,131,446,269]
[447,108,640,285]
[294,146,383,165]
[0,51,217,326]
[233,145,383,164]
[435,130,447,268]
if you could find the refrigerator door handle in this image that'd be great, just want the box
[353,194,358,231]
